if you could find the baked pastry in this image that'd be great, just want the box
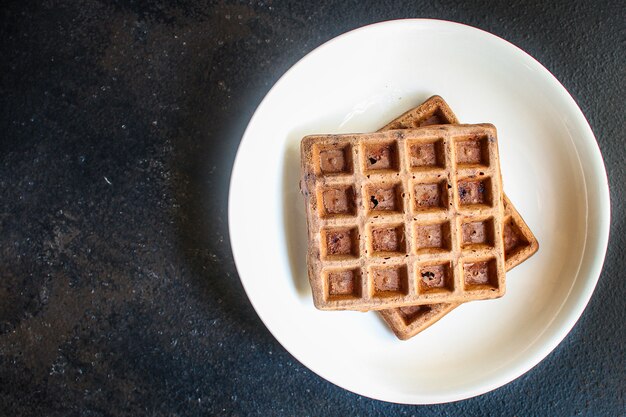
[300,123,507,310]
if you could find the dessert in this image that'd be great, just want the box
[300,123,507,310]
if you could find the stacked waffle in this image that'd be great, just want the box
[300,96,538,340]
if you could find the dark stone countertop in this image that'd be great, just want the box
[1,1,624,416]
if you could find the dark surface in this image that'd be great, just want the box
[1,0,624,415]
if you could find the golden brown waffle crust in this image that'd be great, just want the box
[301,124,507,311]
[379,95,460,130]
[379,303,457,340]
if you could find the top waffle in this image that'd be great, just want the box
[300,124,507,310]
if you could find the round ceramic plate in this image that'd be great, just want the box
[228,19,610,404]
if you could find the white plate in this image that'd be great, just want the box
[228,19,610,404]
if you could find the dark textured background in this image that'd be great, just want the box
[1,1,624,415]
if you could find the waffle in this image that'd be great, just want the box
[300,123,507,310]
[377,96,539,339]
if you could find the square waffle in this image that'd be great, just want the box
[300,123,507,310]
[376,96,539,339]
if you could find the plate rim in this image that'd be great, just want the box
[227,18,611,404]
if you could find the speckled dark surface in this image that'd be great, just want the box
[1,1,624,415]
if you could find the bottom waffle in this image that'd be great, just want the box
[376,96,539,340]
